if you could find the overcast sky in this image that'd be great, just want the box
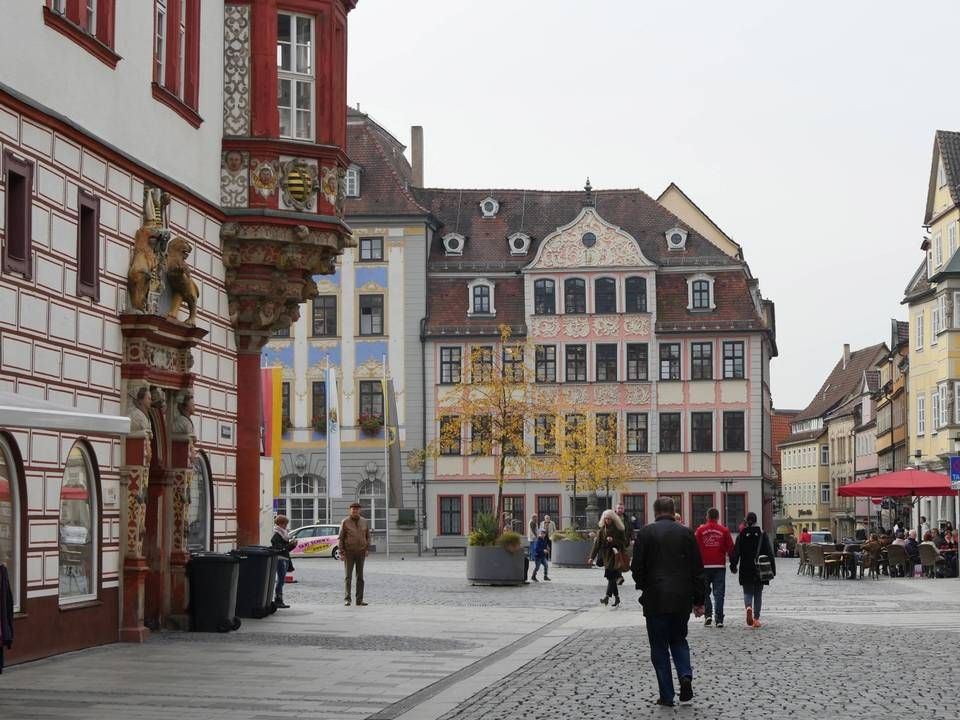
[347,0,958,410]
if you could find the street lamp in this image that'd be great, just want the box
[720,479,734,532]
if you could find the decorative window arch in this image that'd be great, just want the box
[625,276,647,313]
[534,278,556,315]
[467,278,496,316]
[357,476,386,531]
[188,451,213,553]
[594,277,617,314]
[508,232,531,255]
[0,434,22,611]
[687,273,716,311]
[59,441,98,605]
[442,232,466,256]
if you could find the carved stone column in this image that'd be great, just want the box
[167,431,194,630]
[119,428,151,643]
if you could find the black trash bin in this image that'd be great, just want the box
[188,552,241,632]
[230,545,279,618]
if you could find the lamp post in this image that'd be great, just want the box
[720,479,734,533]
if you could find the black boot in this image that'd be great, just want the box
[276,596,290,609]
[612,596,621,607]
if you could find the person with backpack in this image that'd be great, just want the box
[730,512,775,628]
[694,508,734,628]
[530,528,551,582]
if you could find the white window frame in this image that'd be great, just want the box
[821,444,828,465]
[939,158,947,188]
[917,395,925,436]
[277,12,315,141]
[954,292,960,330]
[932,303,941,344]
[0,436,20,612]
[939,294,948,335]
[466,278,496,316]
[950,222,958,259]
[940,384,949,428]
[345,167,360,197]
[357,479,386,531]
[936,232,944,267]
[686,273,716,311]
[59,443,99,607]
[155,0,167,84]
[820,484,830,504]
[177,0,187,99]
[932,390,941,431]
[927,250,934,280]
[954,382,960,425]
[86,0,97,34]
[916,312,924,351]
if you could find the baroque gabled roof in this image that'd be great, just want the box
[926,130,960,225]
[903,258,933,304]
[793,343,888,423]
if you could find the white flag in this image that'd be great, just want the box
[326,368,342,498]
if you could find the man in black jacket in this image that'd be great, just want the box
[631,497,706,707]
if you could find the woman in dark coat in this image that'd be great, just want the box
[589,509,628,607]
[270,515,297,609]
[730,512,775,628]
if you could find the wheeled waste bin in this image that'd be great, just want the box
[230,545,279,618]
[188,552,241,632]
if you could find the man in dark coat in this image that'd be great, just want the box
[632,496,706,708]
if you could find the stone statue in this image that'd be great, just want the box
[127,226,160,313]
[127,382,152,434]
[165,236,199,325]
[172,390,195,436]
[150,386,166,413]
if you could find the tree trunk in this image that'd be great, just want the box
[496,454,506,534]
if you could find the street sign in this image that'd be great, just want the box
[951,456,960,489]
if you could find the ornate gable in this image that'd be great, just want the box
[526,207,655,270]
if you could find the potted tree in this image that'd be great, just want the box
[464,512,525,585]
[550,526,594,567]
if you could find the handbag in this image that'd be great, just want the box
[755,532,774,583]
[615,548,631,572]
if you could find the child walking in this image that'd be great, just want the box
[531,529,551,582]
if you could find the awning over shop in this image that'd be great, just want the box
[0,390,130,435]
[837,469,955,498]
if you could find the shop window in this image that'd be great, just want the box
[59,443,98,604]
[188,452,212,552]
[0,436,21,611]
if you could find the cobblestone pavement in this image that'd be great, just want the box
[3,556,960,720]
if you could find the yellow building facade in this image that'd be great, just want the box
[780,429,831,532]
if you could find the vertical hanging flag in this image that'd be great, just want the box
[384,378,404,508]
[326,367,342,498]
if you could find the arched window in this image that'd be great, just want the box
[594,277,617,314]
[625,277,647,313]
[59,443,97,604]
[534,279,555,315]
[564,278,586,314]
[0,436,21,611]
[280,465,328,529]
[188,452,213,553]
[357,478,386,531]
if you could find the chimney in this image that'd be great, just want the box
[411,125,424,187]
[843,343,851,369]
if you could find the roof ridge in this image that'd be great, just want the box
[359,121,431,216]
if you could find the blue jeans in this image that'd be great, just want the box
[703,567,726,623]
[533,557,549,578]
[742,582,763,619]
[645,613,692,703]
[276,558,288,600]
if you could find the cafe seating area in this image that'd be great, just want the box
[795,534,958,581]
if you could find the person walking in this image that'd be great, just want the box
[730,512,776,628]
[615,503,636,587]
[694,508,734,628]
[531,529,551,581]
[270,515,297,609]
[589,509,628,607]
[631,497,705,707]
[539,514,556,554]
[528,513,540,566]
[338,501,371,607]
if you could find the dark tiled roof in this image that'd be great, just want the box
[423,277,526,338]
[779,428,826,447]
[927,130,960,223]
[793,343,888,423]
[930,246,960,282]
[902,258,933,304]
[655,272,766,332]
[864,370,881,393]
[345,113,429,218]
[414,188,740,270]
[895,319,910,347]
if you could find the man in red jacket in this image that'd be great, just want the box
[694,508,734,628]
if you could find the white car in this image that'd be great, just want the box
[809,530,834,545]
[288,524,341,559]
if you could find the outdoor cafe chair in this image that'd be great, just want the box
[861,546,882,580]
[796,543,809,575]
[918,544,944,578]
[885,544,910,578]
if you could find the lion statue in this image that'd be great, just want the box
[165,236,199,325]
[127,226,159,312]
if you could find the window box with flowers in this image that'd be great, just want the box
[312,414,327,435]
[282,417,293,434]
[358,413,384,437]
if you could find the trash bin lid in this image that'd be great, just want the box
[189,552,238,564]
[233,545,277,556]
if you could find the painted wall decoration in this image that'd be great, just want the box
[624,316,651,335]
[529,317,560,338]
[222,5,251,136]
[563,317,589,338]
[531,207,654,270]
[320,166,339,207]
[221,150,248,207]
[625,384,651,404]
[592,316,619,336]
[250,158,279,200]
[279,158,319,212]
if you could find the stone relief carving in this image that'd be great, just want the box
[222,5,251,136]
[250,158,279,199]
[593,316,619,336]
[320,166,339,207]
[625,383,652,404]
[171,390,195,436]
[315,278,338,295]
[530,317,559,338]
[628,454,653,477]
[126,225,160,314]
[624,316,651,335]
[533,207,653,270]
[593,385,619,405]
[279,159,319,212]
[563,317,589,338]
[150,385,166,413]
[357,280,386,293]
[165,236,199,325]
[562,385,588,405]
[126,381,152,435]
[221,150,248,207]
[355,357,384,379]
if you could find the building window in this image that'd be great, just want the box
[282,472,327,528]
[471,415,491,455]
[45,0,118,64]
[659,343,681,380]
[566,345,587,382]
[536,345,556,383]
[939,384,949,428]
[564,278,586,314]
[660,412,681,452]
[312,295,337,337]
[470,496,494,530]
[535,415,556,455]
[188,453,212,552]
[440,416,461,455]
[723,411,745,451]
[723,493,746,533]
[687,274,715,311]
[594,277,617,313]
[917,395,925,435]
[820,484,830,504]
[503,414,523,457]
[2,151,33,278]
[950,222,958,259]
[359,380,384,418]
[936,232,944,267]
[502,496,525,532]
[59,443,98,604]
[722,341,745,379]
[932,390,942,431]
[625,277,647,313]
[277,12,314,140]
[955,293,960,330]
[152,0,200,110]
[626,413,648,453]
[440,347,462,384]
[626,343,648,381]
[439,496,462,535]
[939,158,948,188]
[565,414,586,451]
[345,167,360,197]
[359,295,384,335]
[359,236,383,261]
[691,342,713,380]
[534,279,555,315]
[821,444,829,465]
[691,412,713,452]
[536,495,560,529]
[271,326,290,338]
[955,382,960,425]
[916,312,924,350]
[596,413,617,449]
[691,493,714,527]
[595,344,618,382]
[472,346,493,384]
[503,346,524,382]
[312,381,326,430]
[76,189,100,300]
[281,382,291,428]
[467,279,495,316]
[358,479,386,531]
[622,493,646,530]
[0,437,20,611]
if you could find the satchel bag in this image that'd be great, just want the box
[615,549,631,572]
[755,532,774,583]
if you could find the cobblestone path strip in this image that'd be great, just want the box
[153,630,479,651]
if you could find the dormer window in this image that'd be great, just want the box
[508,232,531,255]
[345,167,360,197]
[480,197,499,218]
[939,158,947,188]
[665,227,688,251]
[467,278,495,316]
[442,232,465,256]
[687,273,716,311]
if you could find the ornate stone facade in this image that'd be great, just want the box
[530,207,654,270]
[222,5,251,136]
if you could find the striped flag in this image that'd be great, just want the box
[326,368,342,498]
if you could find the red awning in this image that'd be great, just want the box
[837,469,955,498]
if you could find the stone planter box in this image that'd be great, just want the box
[466,545,525,586]
[551,539,594,567]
